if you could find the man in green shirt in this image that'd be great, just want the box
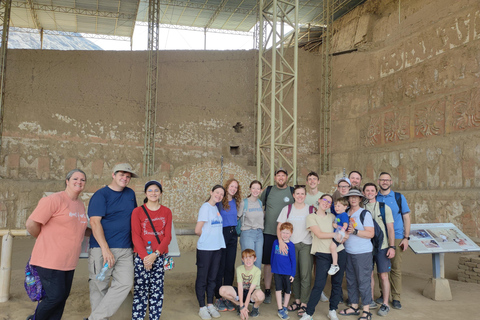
[259,168,294,304]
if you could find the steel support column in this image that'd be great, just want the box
[320,0,333,174]
[256,0,298,185]
[0,0,12,152]
[143,0,160,177]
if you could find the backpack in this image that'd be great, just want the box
[264,185,295,208]
[24,257,45,302]
[359,210,384,255]
[236,198,262,235]
[286,204,316,219]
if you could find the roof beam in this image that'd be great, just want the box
[26,0,41,30]
[204,0,228,30]
[11,2,137,20]
[157,0,252,15]
[10,27,130,41]
[136,22,253,36]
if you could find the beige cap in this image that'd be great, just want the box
[112,163,138,178]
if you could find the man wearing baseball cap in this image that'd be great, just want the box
[86,163,138,320]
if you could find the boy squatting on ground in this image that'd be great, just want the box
[271,222,296,320]
[328,197,349,276]
[220,249,265,320]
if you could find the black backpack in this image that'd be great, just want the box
[359,210,384,255]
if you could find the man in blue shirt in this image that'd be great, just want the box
[86,163,138,320]
[376,172,410,311]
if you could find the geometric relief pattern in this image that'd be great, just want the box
[453,88,480,130]
[385,111,409,142]
[362,116,382,147]
[415,101,445,137]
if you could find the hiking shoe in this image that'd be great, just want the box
[328,264,340,275]
[224,299,236,311]
[208,305,221,318]
[392,300,402,309]
[369,301,378,309]
[377,304,390,316]
[278,308,290,319]
[299,313,312,320]
[264,292,272,304]
[375,296,384,305]
[215,299,227,312]
[250,307,260,317]
[321,291,329,302]
[199,306,212,320]
[328,309,339,320]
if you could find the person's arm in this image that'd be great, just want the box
[386,222,396,258]
[195,221,205,236]
[308,225,335,239]
[289,243,296,278]
[341,222,348,231]
[276,222,288,254]
[399,213,411,251]
[26,219,42,238]
[238,281,249,319]
[90,216,115,267]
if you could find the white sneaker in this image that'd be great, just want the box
[199,306,212,320]
[207,305,221,318]
[328,264,340,275]
[328,309,339,320]
[299,313,312,320]
[320,291,329,302]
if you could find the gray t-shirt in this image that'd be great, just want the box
[260,186,294,235]
[344,208,374,254]
[238,197,264,231]
[305,191,324,209]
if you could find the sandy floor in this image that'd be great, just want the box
[1,237,479,320]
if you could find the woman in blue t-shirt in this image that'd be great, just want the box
[214,178,242,312]
[195,185,226,320]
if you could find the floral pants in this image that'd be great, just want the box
[132,255,165,320]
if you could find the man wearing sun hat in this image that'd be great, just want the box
[86,163,138,320]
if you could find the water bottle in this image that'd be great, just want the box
[96,262,109,281]
[146,241,153,254]
[26,272,35,287]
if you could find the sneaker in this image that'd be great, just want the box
[369,301,378,309]
[320,291,329,302]
[328,264,340,275]
[392,300,402,310]
[377,304,390,316]
[264,292,272,304]
[283,306,288,313]
[277,308,290,319]
[328,309,339,320]
[375,296,384,305]
[224,299,236,311]
[299,313,312,320]
[215,299,227,312]
[207,305,221,318]
[199,306,212,320]
[250,307,260,317]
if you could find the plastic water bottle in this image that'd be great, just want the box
[96,262,109,281]
[25,272,35,287]
[146,241,153,254]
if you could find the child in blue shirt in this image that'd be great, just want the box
[328,197,349,275]
[271,222,296,320]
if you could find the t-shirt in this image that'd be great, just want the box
[334,212,349,229]
[217,199,238,227]
[305,191,324,209]
[238,198,264,230]
[197,202,226,251]
[270,239,296,277]
[376,190,410,239]
[260,186,294,235]
[277,204,312,245]
[131,205,172,259]
[30,191,88,271]
[306,212,344,254]
[236,264,261,291]
[344,208,374,254]
[88,186,137,249]
[365,202,394,249]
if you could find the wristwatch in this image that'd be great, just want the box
[353,229,358,235]
[389,246,396,250]
[154,251,160,257]
[403,236,410,240]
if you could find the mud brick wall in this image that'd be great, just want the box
[458,255,480,284]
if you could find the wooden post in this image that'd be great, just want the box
[0,233,13,302]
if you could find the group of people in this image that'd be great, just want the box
[195,168,411,320]
[26,164,173,320]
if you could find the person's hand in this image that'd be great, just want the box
[240,306,249,320]
[279,241,288,255]
[347,224,354,234]
[399,238,409,251]
[101,247,115,267]
[386,247,396,259]
[143,253,157,270]
[290,276,294,283]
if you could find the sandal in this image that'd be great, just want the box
[287,302,301,311]
[358,311,372,320]
[298,306,307,317]
[339,306,360,316]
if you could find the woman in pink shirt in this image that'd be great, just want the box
[131,180,172,320]
[25,169,89,320]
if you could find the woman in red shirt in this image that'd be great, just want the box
[131,180,173,320]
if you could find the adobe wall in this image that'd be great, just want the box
[327,0,480,237]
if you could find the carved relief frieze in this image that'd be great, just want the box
[452,88,480,130]
[384,111,409,143]
[415,101,445,138]
[362,116,382,147]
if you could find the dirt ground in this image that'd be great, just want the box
[0,237,479,320]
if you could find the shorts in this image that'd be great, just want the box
[273,273,292,294]
[262,234,277,265]
[373,248,391,274]
[332,238,340,247]
[234,287,254,303]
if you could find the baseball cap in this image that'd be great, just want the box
[275,167,288,175]
[112,163,138,178]
[337,177,351,186]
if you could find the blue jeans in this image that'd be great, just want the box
[239,228,264,269]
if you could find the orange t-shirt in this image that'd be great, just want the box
[29,191,87,271]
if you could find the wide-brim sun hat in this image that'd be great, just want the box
[344,188,364,198]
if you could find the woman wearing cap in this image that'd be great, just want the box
[339,187,374,320]
[25,169,89,320]
[131,180,172,320]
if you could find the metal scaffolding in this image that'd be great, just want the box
[256,0,298,186]
[320,0,333,174]
[0,0,11,152]
[143,0,160,177]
